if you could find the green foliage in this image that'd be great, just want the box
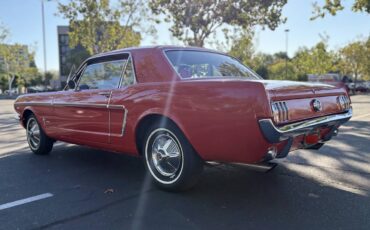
[227,33,370,82]
[149,0,287,47]
[293,41,337,76]
[0,75,7,91]
[0,22,9,43]
[228,31,254,67]
[268,60,296,80]
[57,0,154,54]
[338,38,369,81]
[312,0,370,19]
[0,43,44,91]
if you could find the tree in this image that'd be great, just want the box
[268,60,296,80]
[0,22,8,43]
[0,22,9,70]
[57,0,153,54]
[339,38,369,86]
[293,41,336,76]
[0,44,40,90]
[228,31,255,67]
[311,0,370,19]
[149,0,287,47]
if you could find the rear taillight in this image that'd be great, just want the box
[271,101,289,123]
[337,95,351,111]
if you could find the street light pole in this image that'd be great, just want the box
[285,29,289,79]
[41,0,47,78]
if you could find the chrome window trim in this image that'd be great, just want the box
[76,59,128,91]
[118,57,130,88]
[118,55,137,88]
[162,49,262,80]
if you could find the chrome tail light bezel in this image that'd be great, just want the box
[271,101,289,123]
[337,95,351,111]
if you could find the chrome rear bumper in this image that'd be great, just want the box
[259,108,352,143]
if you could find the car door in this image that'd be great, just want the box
[53,56,128,144]
[109,55,136,146]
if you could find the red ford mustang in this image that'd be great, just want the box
[14,46,352,191]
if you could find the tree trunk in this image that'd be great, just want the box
[353,71,358,95]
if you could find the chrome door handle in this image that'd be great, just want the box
[98,92,111,97]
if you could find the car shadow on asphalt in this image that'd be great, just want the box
[281,119,370,192]
[0,140,369,230]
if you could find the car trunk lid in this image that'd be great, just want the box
[257,80,346,100]
[255,80,350,125]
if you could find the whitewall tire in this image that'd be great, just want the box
[143,122,203,191]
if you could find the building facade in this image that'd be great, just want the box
[57,26,88,88]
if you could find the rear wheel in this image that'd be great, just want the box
[143,122,203,191]
[26,115,53,155]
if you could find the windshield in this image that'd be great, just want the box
[165,50,261,80]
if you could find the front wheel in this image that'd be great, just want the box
[143,122,203,191]
[26,115,53,155]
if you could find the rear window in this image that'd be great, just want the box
[165,50,261,80]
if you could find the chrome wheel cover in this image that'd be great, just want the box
[145,128,184,184]
[27,118,40,150]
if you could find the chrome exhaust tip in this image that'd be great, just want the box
[230,162,278,172]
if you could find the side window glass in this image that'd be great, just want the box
[121,57,136,87]
[78,60,126,90]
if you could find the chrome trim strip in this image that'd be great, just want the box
[259,108,352,143]
[282,102,289,120]
[15,101,126,110]
[118,57,130,88]
[105,104,128,137]
[73,63,87,90]
[53,102,107,109]
[14,102,52,106]
[107,104,125,110]
[278,109,352,133]
[121,108,128,136]
[106,106,128,137]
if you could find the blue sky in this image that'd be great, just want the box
[0,0,369,72]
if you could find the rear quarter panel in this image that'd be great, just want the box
[116,80,272,164]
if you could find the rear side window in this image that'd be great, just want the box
[78,60,126,90]
[165,50,261,79]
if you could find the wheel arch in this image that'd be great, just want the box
[22,108,35,127]
[134,113,193,157]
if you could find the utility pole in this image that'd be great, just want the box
[285,29,290,79]
[41,0,47,79]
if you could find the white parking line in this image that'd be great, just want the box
[0,193,53,211]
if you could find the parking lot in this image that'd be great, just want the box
[0,95,369,230]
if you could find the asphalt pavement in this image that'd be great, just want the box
[0,95,369,230]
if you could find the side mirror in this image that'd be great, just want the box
[67,80,76,90]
